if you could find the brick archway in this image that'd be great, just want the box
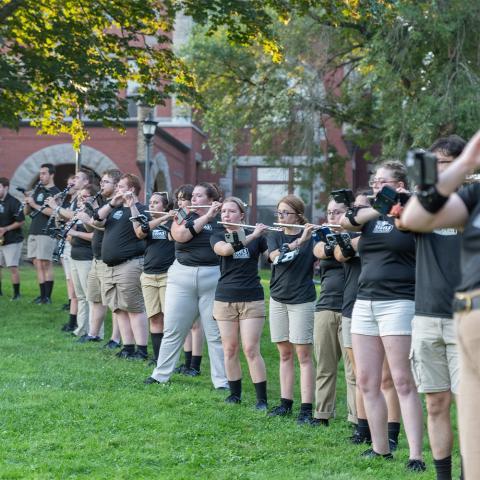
[150,151,172,193]
[10,144,118,198]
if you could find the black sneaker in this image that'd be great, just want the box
[128,350,148,361]
[268,404,292,417]
[389,439,398,452]
[361,448,393,460]
[224,394,241,404]
[103,340,121,349]
[32,296,43,304]
[174,364,187,374]
[83,335,101,343]
[182,367,200,377]
[10,294,21,301]
[144,377,161,385]
[41,297,52,305]
[310,418,329,427]
[255,399,268,411]
[115,348,131,359]
[61,303,70,311]
[297,411,314,425]
[76,334,89,343]
[148,358,158,367]
[406,459,426,472]
[350,431,371,445]
[62,323,76,333]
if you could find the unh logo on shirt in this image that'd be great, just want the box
[203,224,213,231]
[433,228,458,236]
[113,210,123,220]
[233,248,250,259]
[37,193,45,203]
[0,204,4,214]
[372,220,394,234]
[152,229,167,240]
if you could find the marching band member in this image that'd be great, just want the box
[0,177,25,300]
[267,195,317,424]
[211,197,269,409]
[146,182,228,389]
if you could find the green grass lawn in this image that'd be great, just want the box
[0,266,459,479]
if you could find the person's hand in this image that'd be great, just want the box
[458,128,480,170]
[24,196,34,206]
[0,227,6,237]
[110,191,124,207]
[46,197,58,209]
[252,223,269,238]
[206,201,222,221]
[298,223,314,246]
[123,191,135,208]
[76,211,91,225]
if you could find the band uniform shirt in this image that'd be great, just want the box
[356,216,415,301]
[342,256,361,319]
[91,228,104,260]
[29,186,60,236]
[143,220,175,274]
[70,222,93,261]
[415,230,461,318]
[210,232,268,302]
[0,193,25,245]
[267,231,317,305]
[102,203,146,267]
[456,183,480,292]
[174,213,221,267]
[315,257,344,312]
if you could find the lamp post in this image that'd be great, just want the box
[142,118,158,203]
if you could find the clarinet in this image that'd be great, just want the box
[44,184,72,237]
[18,182,42,218]
[29,181,52,218]
[54,206,84,260]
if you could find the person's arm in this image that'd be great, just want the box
[213,224,269,256]
[0,221,24,238]
[171,202,221,243]
[134,212,173,240]
[94,192,123,226]
[68,229,93,242]
[268,224,314,262]
[340,207,379,231]
[334,236,360,262]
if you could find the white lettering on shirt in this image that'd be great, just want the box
[433,228,458,236]
[233,248,250,259]
[113,210,123,220]
[203,224,212,231]
[152,228,167,240]
[372,220,394,234]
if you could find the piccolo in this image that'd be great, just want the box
[273,223,341,229]
[218,221,283,231]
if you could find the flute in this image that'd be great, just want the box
[273,223,341,229]
[218,221,283,232]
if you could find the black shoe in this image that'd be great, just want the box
[115,348,131,359]
[103,340,121,349]
[173,364,187,374]
[389,439,398,452]
[81,335,101,343]
[61,303,70,311]
[215,386,229,391]
[41,297,52,305]
[224,394,241,404]
[255,399,268,411]
[406,459,426,472]
[297,411,314,425]
[10,294,21,301]
[361,448,393,460]
[62,323,76,333]
[127,350,148,361]
[268,404,292,417]
[32,296,43,304]
[144,377,161,385]
[310,418,329,427]
[148,358,157,367]
[182,367,200,377]
[350,431,371,445]
[76,334,89,343]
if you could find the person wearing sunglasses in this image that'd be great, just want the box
[267,194,317,424]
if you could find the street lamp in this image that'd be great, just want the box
[142,118,158,203]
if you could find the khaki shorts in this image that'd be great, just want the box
[269,297,314,344]
[410,315,459,394]
[342,316,353,348]
[27,234,57,261]
[140,272,168,318]
[0,242,23,267]
[86,258,106,304]
[213,300,265,322]
[103,257,145,313]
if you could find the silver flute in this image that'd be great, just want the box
[273,222,341,229]
[218,221,283,231]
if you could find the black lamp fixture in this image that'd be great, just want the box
[142,118,158,142]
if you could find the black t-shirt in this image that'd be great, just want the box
[144,221,175,274]
[267,231,317,304]
[91,228,104,260]
[70,223,93,261]
[457,183,480,292]
[357,216,415,301]
[29,186,60,235]
[175,213,221,267]
[210,231,268,302]
[0,193,24,245]
[102,204,146,267]
[315,257,344,312]
[343,256,361,318]
[415,230,461,317]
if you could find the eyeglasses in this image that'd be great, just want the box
[276,210,296,218]
[368,178,397,187]
[327,210,345,216]
[100,180,113,184]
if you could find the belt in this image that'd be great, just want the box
[453,291,480,313]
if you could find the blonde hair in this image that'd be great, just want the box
[223,196,247,215]
[277,194,308,224]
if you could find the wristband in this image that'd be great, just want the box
[340,244,356,258]
[417,186,449,214]
[185,218,198,237]
[141,224,150,234]
[345,207,361,227]
[324,243,334,258]
[232,242,244,252]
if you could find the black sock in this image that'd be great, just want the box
[150,333,164,361]
[137,345,148,355]
[254,381,267,402]
[433,456,452,480]
[191,355,202,371]
[357,418,371,440]
[0,281,2,295]
[228,379,242,398]
[388,422,400,443]
[184,350,192,368]
[280,398,293,411]
[300,403,312,414]
[123,344,135,354]
[13,283,20,296]
[69,314,77,328]
[44,280,54,299]
[39,282,45,298]
[460,456,464,480]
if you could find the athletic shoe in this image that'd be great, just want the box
[182,367,200,377]
[296,411,315,425]
[268,404,292,417]
[76,334,90,343]
[361,448,393,460]
[10,294,21,301]
[61,303,70,311]
[389,439,398,452]
[115,348,131,359]
[215,386,229,391]
[81,335,101,343]
[224,394,241,404]
[127,350,148,361]
[103,340,121,349]
[173,364,188,374]
[350,431,371,445]
[41,297,52,305]
[310,418,329,427]
[61,323,76,333]
[144,377,161,385]
[255,399,268,411]
[32,296,43,304]
[406,459,426,472]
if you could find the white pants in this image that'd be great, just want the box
[151,261,228,388]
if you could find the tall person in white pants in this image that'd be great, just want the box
[145,183,228,389]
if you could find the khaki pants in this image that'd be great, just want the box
[314,310,357,423]
[70,258,93,337]
[456,309,480,480]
